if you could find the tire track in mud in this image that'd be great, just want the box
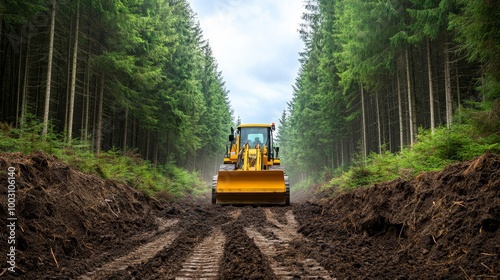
[79,206,333,279]
[218,207,277,280]
[174,227,226,279]
[78,219,179,280]
[122,207,240,279]
[246,209,335,279]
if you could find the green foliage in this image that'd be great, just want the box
[449,0,500,100]
[0,0,46,26]
[1,115,63,155]
[158,164,205,197]
[0,125,206,199]
[281,0,498,192]
[327,123,500,191]
[463,101,500,137]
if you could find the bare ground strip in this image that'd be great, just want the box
[246,209,335,279]
[78,219,179,279]
[175,227,226,280]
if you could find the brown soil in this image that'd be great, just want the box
[0,152,499,279]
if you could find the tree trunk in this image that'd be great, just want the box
[20,30,31,132]
[340,139,344,166]
[405,48,416,145]
[16,36,23,128]
[122,108,128,153]
[95,74,104,155]
[67,0,80,144]
[146,130,150,160]
[154,130,159,167]
[64,20,73,140]
[444,37,453,128]
[375,91,381,154]
[82,63,91,142]
[360,83,367,159]
[42,0,56,137]
[456,66,460,107]
[397,70,403,152]
[427,37,435,133]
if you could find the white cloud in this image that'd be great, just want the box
[188,0,304,125]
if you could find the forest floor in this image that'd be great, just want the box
[0,151,499,279]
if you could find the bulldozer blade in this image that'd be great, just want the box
[215,170,287,205]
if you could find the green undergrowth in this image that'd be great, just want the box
[0,120,206,199]
[327,106,500,191]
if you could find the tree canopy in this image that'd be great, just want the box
[279,0,496,184]
[0,0,234,180]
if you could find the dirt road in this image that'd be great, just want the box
[1,152,499,279]
[71,205,333,279]
[79,205,336,280]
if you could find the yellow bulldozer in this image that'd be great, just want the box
[212,123,290,205]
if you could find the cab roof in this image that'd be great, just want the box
[238,124,272,128]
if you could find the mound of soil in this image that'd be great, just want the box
[294,153,500,279]
[0,151,157,279]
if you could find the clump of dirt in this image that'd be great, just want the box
[294,153,500,279]
[0,151,157,279]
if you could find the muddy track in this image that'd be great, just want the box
[246,209,334,279]
[72,206,334,280]
[175,227,225,279]
[72,199,499,279]
[79,219,179,279]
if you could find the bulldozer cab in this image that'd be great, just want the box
[239,127,268,148]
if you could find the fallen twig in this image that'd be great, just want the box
[105,199,119,217]
[481,262,494,274]
[459,266,471,280]
[50,247,59,268]
[480,253,497,257]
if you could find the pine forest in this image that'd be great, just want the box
[276,0,499,185]
[1,0,499,188]
[1,0,233,182]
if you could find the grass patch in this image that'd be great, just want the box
[0,120,206,199]
[327,107,500,191]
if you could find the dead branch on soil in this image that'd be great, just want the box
[50,247,59,268]
[431,234,437,244]
[105,199,119,217]
[459,266,471,280]
[480,253,497,257]
[480,262,497,275]
[452,201,466,208]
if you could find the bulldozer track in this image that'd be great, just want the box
[76,208,334,279]
[175,227,226,279]
[78,219,179,280]
[245,210,334,279]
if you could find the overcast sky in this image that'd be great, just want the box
[187,0,305,125]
